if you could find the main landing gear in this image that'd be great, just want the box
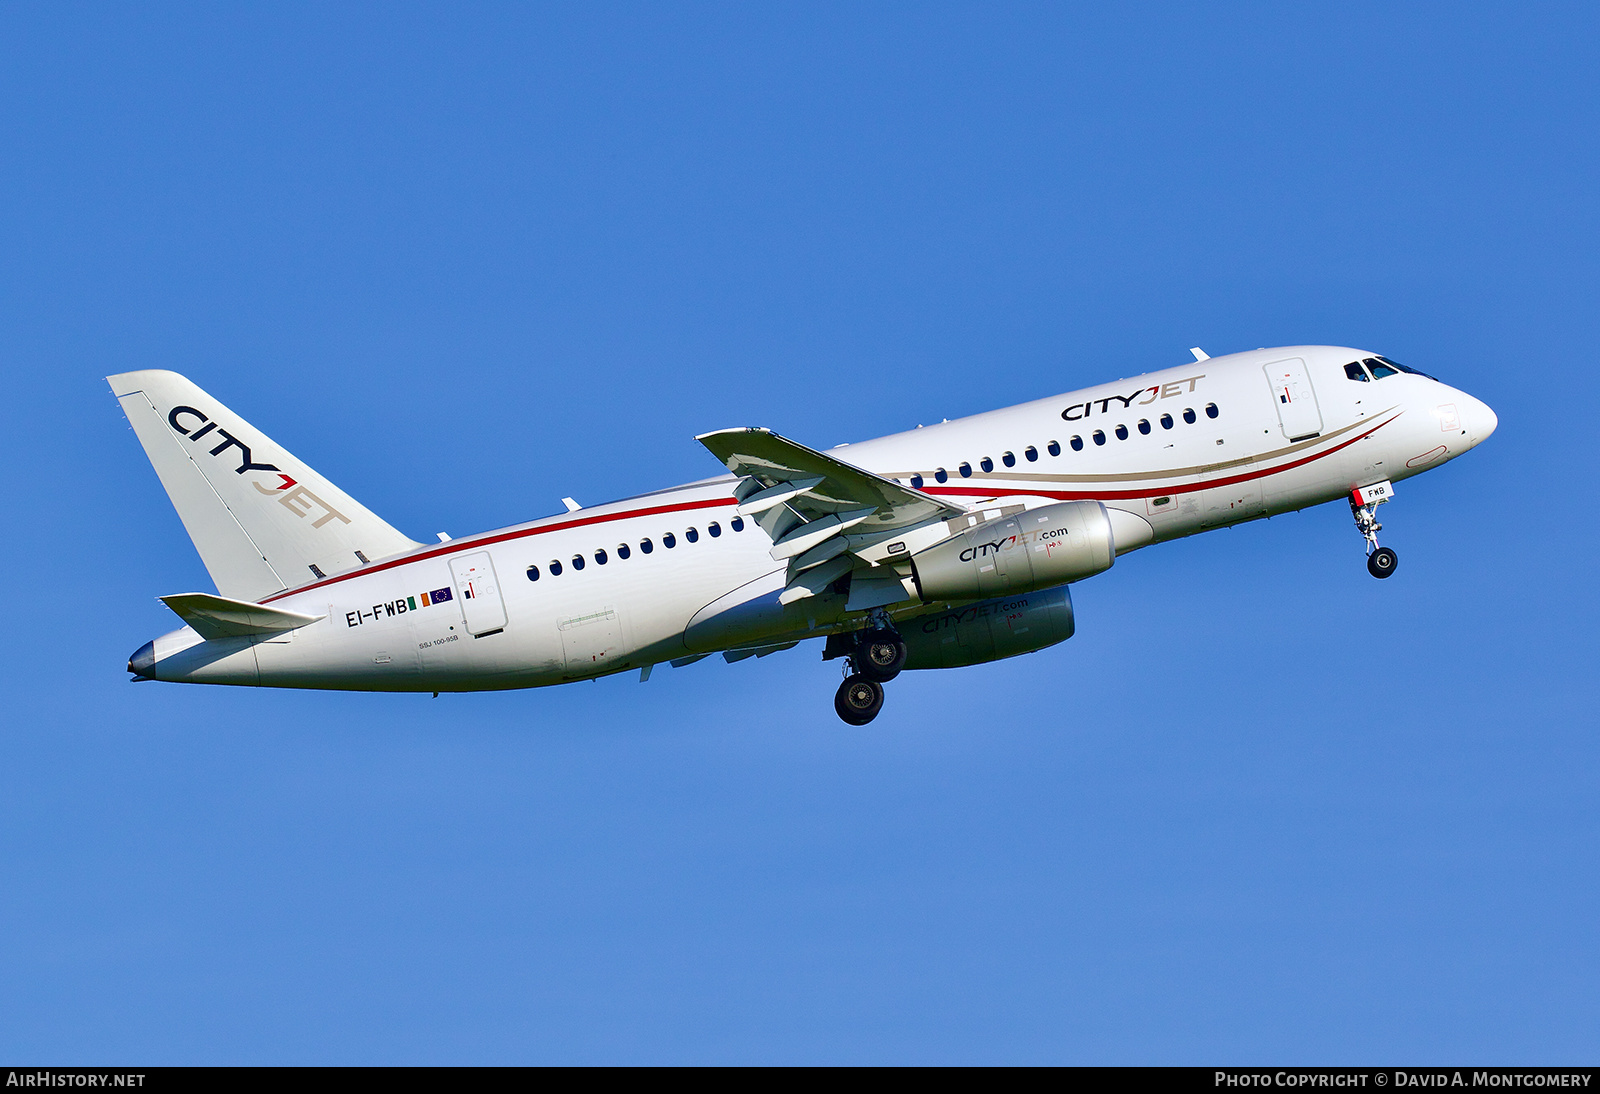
[1350,481,1399,579]
[832,613,907,726]
[835,674,885,725]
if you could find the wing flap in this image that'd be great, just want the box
[769,507,876,560]
[697,427,966,610]
[736,476,825,516]
[778,555,854,605]
[697,429,961,526]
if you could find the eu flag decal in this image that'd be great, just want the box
[430,587,453,604]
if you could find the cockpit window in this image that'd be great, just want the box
[1375,355,1437,381]
[1344,361,1371,382]
[1363,355,1437,381]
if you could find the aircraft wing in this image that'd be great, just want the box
[697,428,966,607]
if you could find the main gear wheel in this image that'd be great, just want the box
[855,628,907,682]
[835,674,885,725]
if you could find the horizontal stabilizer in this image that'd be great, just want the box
[159,593,324,641]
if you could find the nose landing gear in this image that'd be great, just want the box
[1350,481,1399,579]
[830,612,908,724]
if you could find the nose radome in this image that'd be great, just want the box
[1462,394,1498,446]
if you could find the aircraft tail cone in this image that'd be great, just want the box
[128,640,156,679]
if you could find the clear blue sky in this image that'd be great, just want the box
[1,2,1595,1064]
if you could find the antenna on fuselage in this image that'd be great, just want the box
[1189,347,1210,362]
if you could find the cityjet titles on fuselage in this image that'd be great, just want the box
[1059,374,1206,421]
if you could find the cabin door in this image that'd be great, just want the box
[448,552,508,636]
[1264,358,1324,442]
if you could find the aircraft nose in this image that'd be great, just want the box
[1461,393,1498,446]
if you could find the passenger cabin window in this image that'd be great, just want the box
[1183,407,1197,424]
[935,468,948,483]
[550,559,563,576]
[1205,403,1219,419]
[1024,446,1038,462]
[595,549,607,564]
[1138,419,1151,434]
[980,456,994,473]
[1070,436,1083,451]
[1048,440,1061,456]
[910,474,924,488]
[640,538,653,554]
[526,565,540,581]
[572,554,585,571]
[959,462,972,477]
[1114,424,1128,440]
[1345,361,1371,382]
[663,532,676,548]
[1093,430,1106,445]
[1002,451,1016,467]
[708,522,721,537]
[730,517,745,532]
[1160,413,1174,429]
[618,543,631,559]
[686,527,699,543]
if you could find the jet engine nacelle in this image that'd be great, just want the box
[909,500,1115,603]
[901,586,1075,669]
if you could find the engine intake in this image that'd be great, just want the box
[909,500,1115,603]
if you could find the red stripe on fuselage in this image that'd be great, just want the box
[263,414,1398,603]
[261,495,737,603]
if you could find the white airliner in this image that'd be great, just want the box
[112,346,1495,724]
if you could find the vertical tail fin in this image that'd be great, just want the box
[108,370,422,601]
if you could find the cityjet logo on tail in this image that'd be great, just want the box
[1061,374,1205,421]
[166,405,351,529]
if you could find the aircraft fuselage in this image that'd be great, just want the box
[126,345,1496,695]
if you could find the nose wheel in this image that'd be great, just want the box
[1350,482,1399,579]
[1367,546,1398,578]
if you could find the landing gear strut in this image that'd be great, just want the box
[1350,481,1399,579]
[830,612,907,724]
